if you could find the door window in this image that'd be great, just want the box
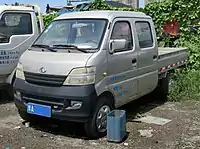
[135,21,153,49]
[0,12,32,43]
[111,21,133,52]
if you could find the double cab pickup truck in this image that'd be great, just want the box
[13,10,188,138]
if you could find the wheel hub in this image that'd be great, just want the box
[96,105,111,133]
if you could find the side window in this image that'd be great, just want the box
[111,21,133,52]
[135,21,153,49]
[0,13,32,43]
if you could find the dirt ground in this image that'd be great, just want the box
[0,93,200,149]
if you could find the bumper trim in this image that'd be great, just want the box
[13,78,98,122]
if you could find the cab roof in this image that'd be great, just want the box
[0,5,34,12]
[55,10,151,21]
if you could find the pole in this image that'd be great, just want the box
[137,0,139,8]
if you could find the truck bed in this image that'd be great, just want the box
[158,47,188,74]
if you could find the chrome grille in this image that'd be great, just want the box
[24,72,66,86]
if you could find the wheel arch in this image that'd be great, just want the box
[97,91,115,108]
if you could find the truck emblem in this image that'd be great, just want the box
[39,67,46,73]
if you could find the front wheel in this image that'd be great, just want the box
[84,97,114,138]
[1,85,14,101]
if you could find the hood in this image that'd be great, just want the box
[20,50,93,76]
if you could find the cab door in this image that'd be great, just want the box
[0,11,39,76]
[134,18,158,95]
[107,18,138,106]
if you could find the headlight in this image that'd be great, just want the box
[16,62,25,80]
[63,66,96,85]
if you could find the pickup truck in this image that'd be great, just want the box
[13,10,188,138]
[0,4,44,97]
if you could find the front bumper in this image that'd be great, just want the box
[13,78,98,122]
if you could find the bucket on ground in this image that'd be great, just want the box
[107,110,126,142]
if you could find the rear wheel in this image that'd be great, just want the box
[153,73,171,101]
[84,97,114,138]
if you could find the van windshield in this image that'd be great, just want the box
[32,19,108,52]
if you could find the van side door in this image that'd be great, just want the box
[107,18,138,107]
[0,11,39,75]
[134,18,158,95]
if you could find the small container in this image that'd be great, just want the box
[107,110,126,142]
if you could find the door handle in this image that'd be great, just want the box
[132,58,137,64]
[153,55,158,61]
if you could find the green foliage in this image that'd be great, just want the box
[144,0,200,46]
[169,69,200,101]
[168,36,200,101]
[88,0,144,12]
[43,13,59,28]
[182,37,200,70]
[88,0,112,10]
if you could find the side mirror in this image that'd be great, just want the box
[109,39,126,54]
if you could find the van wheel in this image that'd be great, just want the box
[1,85,14,101]
[4,75,16,101]
[7,85,14,100]
[84,97,114,138]
[154,73,171,101]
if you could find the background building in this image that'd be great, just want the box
[112,0,139,7]
[118,0,161,8]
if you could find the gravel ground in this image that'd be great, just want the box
[0,93,200,149]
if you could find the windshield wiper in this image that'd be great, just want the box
[52,44,88,53]
[32,44,57,52]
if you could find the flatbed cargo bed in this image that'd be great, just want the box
[158,47,187,57]
[158,47,188,74]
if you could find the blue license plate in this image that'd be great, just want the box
[27,103,51,118]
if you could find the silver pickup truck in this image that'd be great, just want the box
[13,10,187,138]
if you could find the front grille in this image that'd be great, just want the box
[24,72,66,86]
[22,93,68,109]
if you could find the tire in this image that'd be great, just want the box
[153,73,171,101]
[7,85,14,101]
[3,75,16,101]
[1,85,14,101]
[84,97,114,139]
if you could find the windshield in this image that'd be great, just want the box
[32,19,108,51]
